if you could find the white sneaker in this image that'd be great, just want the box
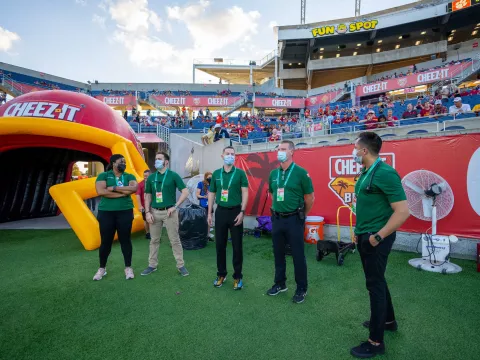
[125,267,135,280]
[93,268,107,281]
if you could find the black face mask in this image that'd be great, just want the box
[207,178,211,184]
[116,163,126,173]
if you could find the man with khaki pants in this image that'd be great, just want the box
[141,151,190,277]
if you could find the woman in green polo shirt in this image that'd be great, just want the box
[93,154,138,281]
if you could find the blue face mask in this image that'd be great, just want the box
[224,154,235,166]
[277,151,287,163]
[155,159,164,170]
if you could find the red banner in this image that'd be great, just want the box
[305,90,343,107]
[236,134,480,239]
[254,97,306,108]
[355,61,473,97]
[151,95,240,107]
[94,95,137,107]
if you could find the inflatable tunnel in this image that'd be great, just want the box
[0,91,148,250]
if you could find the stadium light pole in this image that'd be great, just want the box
[355,0,361,16]
[300,0,306,24]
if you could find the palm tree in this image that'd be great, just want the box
[241,152,279,215]
[336,180,349,198]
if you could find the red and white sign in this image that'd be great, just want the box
[236,134,480,239]
[94,95,137,107]
[2,101,82,122]
[355,61,473,97]
[254,97,306,109]
[151,95,241,107]
[306,90,343,107]
[452,0,471,11]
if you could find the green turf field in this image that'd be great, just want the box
[1,229,479,360]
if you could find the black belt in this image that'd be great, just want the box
[217,205,241,210]
[153,206,174,211]
[272,209,299,218]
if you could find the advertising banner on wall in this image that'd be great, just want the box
[305,90,343,107]
[236,134,480,239]
[151,95,241,107]
[94,95,137,107]
[253,97,306,108]
[355,61,473,97]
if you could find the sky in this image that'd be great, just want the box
[0,0,415,84]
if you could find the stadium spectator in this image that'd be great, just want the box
[386,109,398,124]
[420,101,433,117]
[214,124,230,142]
[216,112,223,124]
[269,129,281,142]
[449,97,471,115]
[201,124,215,145]
[402,104,418,119]
[432,100,448,116]
[360,110,378,129]
[376,115,393,129]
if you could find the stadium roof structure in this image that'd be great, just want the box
[276,0,480,90]
[193,51,276,85]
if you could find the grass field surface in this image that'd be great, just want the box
[1,229,479,360]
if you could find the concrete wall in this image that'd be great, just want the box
[0,62,88,89]
[308,41,448,72]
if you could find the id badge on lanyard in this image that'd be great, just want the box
[155,170,168,203]
[276,164,295,203]
[277,188,285,202]
[220,189,229,202]
[156,192,163,202]
[116,175,124,187]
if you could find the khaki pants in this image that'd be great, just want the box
[148,209,185,269]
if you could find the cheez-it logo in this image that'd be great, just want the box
[328,153,395,207]
[2,101,82,122]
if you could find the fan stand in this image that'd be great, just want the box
[408,204,462,274]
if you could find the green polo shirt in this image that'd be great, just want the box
[269,163,314,213]
[354,161,406,235]
[145,169,186,208]
[96,170,136,211]
[210,166,248,207]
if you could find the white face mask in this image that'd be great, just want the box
[155,159,164,170]
[352,148,363,165]
[277,151,287,163]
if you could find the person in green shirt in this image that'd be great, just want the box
[208,146,249,290]
[141,151,190,277]
[350,132,410,359]
[93,154,138,281]
[266,140,314,304]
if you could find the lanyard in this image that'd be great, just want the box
[115,174,124,185]
[220,167,236,190]
[277,163,296,188]
[356,158,381,194]
[155,169,168,193]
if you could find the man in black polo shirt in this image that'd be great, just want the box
[350,132,410,358]
[208,146,249,290]
[142,152,190,277]
[267,140,315,304]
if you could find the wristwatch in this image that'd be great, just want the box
[113,186,117,192]
[374,234,384,243]
[240,210,245,213]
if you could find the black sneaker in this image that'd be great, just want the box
[266,284,288,296]
[350,341,385,358]
[145,233,151,240]
[292,289,307,304]
[362,320,398,332]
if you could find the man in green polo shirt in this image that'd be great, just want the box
[208,146,249,290]
[141,151,190,277]
[267,140,314,304]
[350,132,410,359]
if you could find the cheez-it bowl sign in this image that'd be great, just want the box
[328,153,395,207]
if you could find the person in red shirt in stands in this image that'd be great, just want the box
[360,110,378,129]
[420,101,434,117]
[216,112,223,124]
[431,100,448,117]
[333,114,343,125]
[342,113,350,122]
[386,109,398,126]
[305,109,310,118]
[269,129,281,142]
[402,103,418,119]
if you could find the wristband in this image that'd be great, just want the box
[113,186,116,192]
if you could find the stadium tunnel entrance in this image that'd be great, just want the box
[0,146,105,223]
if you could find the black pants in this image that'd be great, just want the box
[358,232,396,343]
[98,209,134,268]
[272,214,307,291]
[215,206,243,279]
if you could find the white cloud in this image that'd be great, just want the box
[268,21,278,28]
[75,0,87,6]
[92,14,106,28]
[0,27,20,52]
[104,0,261,80]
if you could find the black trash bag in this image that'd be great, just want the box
[178,204,208,250]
